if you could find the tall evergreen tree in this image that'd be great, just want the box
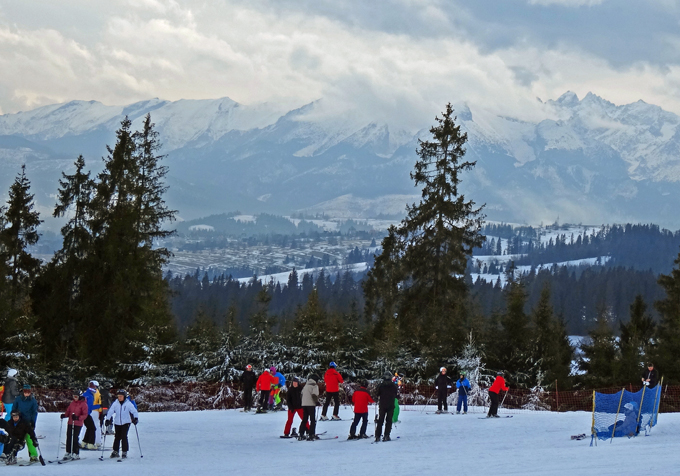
[618,295,655,384]
[654,252,680,383]
[364,104,485,355]
[578,305,620,387]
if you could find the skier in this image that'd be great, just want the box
[611,402,639,437]
[269,367,286,411]
[255,368,278,413]
[456,372,471,414]
[487,371,509,418]
[105,389,139,459]
[2,369,19,421]
[434,367,451,413]
[347,380,374,440]
[240,364,257,412]
[13,385,38,461]
[283,377,307,438]
[60,390,89,460]
[320,361,344,420]
[81,380,102,449]
[641,362,659,388]
[299,374,320,441]
[99,384,113,435]
[392,373,402,424]
[0,409,39,465]
[374,372,398,442]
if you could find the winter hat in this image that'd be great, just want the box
[293,376,300,383]
[496,371,503,376]
[623,402,633,411]
[329,361,337,368]
[7,369,17,378]
[361,379,369,388]
[22,384,31,391]
[440,367,446,373]
[460,371,466,376]
[10,409,20,417]
[270,366,276,373]
[116,389,128,397]
[309,374,320,382]
[382,371,393,380]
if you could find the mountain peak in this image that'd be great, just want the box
[556,91,579,106]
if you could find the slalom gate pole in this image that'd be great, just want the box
[56,417,63,461]
[610,388,625,443]
[590,390,596,447]
[650,376,664,434]
[133,423,143,458]
[635,385,646,435]
[420,389,436,414]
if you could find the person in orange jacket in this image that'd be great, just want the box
[320,362,344,421]
[487,371,509,418]
[255,368,279,413]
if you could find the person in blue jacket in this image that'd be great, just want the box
[271,369,286,410]
[12,385,38,462]
[456,372,471,414]
[80,381,101,449]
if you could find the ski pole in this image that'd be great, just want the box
[133,422,143,458]
[56,416,63,461]
[499,391,508,414]
[420,389,436,413]
[37,443,46,466]
[99,429,107,461]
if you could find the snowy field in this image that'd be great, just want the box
[14,407,678,475]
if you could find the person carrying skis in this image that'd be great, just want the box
[105,389,139,459]
[13,385,38,462]
[255,368,278,413]
[374,372,398,442]
[240,364,257,412]
[283,377,308,438]
[320,361,344,420]
[641,363,659,388]
[60,390,89,460]
[81,380,101,449]
[2,370,19,421]
[299,375,320,441]
[348,380,374,440]
[434,367,451,413]
[487,371,509,418]
[0,409,39,465]
[456,372,471,414]
[99,384,113,435]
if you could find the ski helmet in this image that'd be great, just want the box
[496,371,504,376]
[460,371,467,376]
[116,389,127,397]
[10,409,20,418]
[89,380,99,387]
[246,364,252,370]
[293,376,300,383]
[329,361,337,368]
[440,367,446,373]
[270,366,276,373]
[7,369,17,378]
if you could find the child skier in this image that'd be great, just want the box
[240,364,257,412]
[487,371,509,418]
[348,380,374,439]
[269,367,286,411]
[283,377,308,438]
[434,367,451,413]
[374,372,398,442]
[255,368,278,413]
[12,385,38,462]
[456,372,471,414]
[0,409,39,465]
[299,375,320,441]
[60,390,89,460]
[320,362,344,420]
[105,389,139,459]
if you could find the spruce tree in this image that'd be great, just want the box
[364,104,485,355]
[655,253,680,383]
[618,295,655,384]
[578,305,620,387]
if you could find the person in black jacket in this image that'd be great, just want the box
[375,372,398,442]
[434,367,451,413]
[0,410,39,465]
[641,363,659,388]
[241,364,257,412]
[282,377,308,438]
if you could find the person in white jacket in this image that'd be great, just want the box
[105,389,139,459]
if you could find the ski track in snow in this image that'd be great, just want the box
[18,409,677,475]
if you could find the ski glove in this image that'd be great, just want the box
[60,414,67,419]
[132,417,139,425]
[106,419,112,427]
[72,413,78,421]
[435,386,438,390]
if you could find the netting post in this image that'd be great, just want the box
[609,388,625,444]
[590,390,597,447]
[635,384,646,435]
[555,380,559,411]
[651,376,664,430]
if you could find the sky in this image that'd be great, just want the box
[1,0,679,126]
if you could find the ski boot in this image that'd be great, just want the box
[347,434,357,440]
[62,453,72,461]
[30,456,39,463]
[307,434,320,441]
[383,435,391,442]
[72,454,80,460]
[110,451,120,459]
[456,411,460,414]
[121,452,127,459]
[359,434,369,439]
[374,436,380,443]
[319,415,329,421]
[331,415,341,421]
[5,454,17,465]
[291,428,298,437]
[297,434,306,441]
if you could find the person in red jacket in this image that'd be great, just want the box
[487,371,509,418]
[255,368,279,413]
[60,390,89,460]
[347,381,374,439]
[320,361,344,420]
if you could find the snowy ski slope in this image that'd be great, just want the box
[14,408,677,475]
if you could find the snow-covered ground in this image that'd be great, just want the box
[16,408,678,475]
[237,262,369,286]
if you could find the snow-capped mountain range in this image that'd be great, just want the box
[1,91,679,227]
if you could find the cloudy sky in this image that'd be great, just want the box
[1,0,679,125]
